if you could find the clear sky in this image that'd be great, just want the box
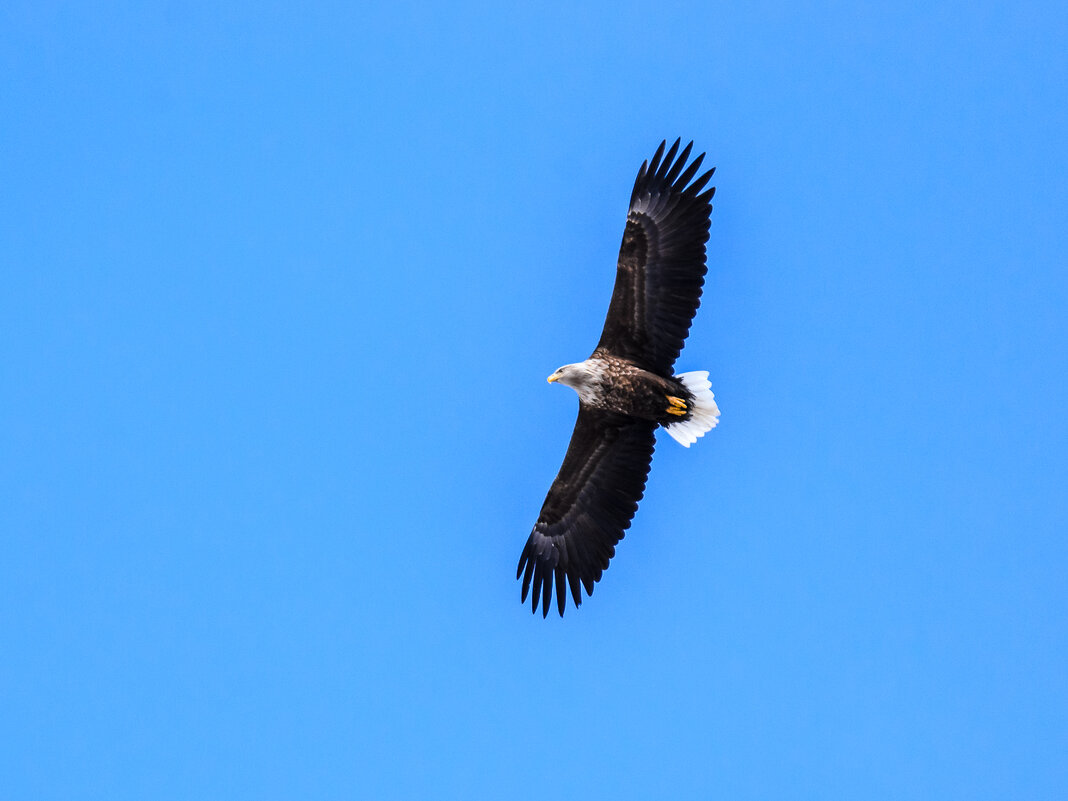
[3,2,1066,798]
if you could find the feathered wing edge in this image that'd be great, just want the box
[629,138,716,209]
[596,139,716,375]
[516,410,657,617]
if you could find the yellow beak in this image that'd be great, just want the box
[547,373,558,383]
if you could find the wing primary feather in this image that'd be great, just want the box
[630,160,650,205]
[520,544,536,599]
[663,141,693,184]
[531,561,544,612]
[555,566,567,616]
[674,152,705,190]
[660,138,681,178]
[687,167,715,197]
[567,570,583,609]
[646,140,667,178]
[516,543,528,581]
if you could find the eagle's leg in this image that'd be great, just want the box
[665,396,688,416]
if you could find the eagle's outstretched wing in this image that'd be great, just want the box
[517,408,657,617]
[594,139,716,375]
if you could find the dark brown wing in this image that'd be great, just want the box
[516,407,657,617]
[595,139,716,375]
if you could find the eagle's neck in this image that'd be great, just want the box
[559,359,605,405]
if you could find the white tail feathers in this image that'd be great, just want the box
[664,371,720,447]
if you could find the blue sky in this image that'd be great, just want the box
[2,1,1067,798]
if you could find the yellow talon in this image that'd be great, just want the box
[667,395,687,409]
[666,406,687,416]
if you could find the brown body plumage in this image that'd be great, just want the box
[566,353,697,426]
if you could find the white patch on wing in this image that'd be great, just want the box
[664,370,720,448]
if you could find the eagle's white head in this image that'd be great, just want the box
[546,360,602,404]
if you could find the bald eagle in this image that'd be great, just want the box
[517,139,719,617]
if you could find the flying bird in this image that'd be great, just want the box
[517,139,719,617]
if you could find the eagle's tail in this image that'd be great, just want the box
[664,371,720,447]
